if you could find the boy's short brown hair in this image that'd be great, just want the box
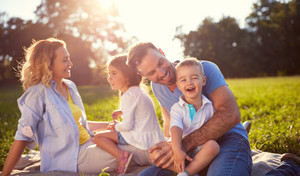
[175,57,204,77]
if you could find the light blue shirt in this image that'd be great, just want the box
[15,79,93,172]
[151,60,248,140]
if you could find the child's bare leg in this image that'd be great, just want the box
[94,130,123,158]
[94,130,131,173]
[87,121,110,132]
[185,140,219,175]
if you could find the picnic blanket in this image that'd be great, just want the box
[3,149,281,176]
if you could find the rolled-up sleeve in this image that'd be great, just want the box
[15,87,44,149]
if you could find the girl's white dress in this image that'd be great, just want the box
[115,86,165,150]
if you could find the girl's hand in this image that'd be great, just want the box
[111,110,123,120]
[107,121,116,130]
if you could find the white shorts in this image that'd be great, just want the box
[77,138,152,173]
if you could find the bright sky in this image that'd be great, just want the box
[0,0,257,62]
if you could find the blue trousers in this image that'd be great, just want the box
[138,132,252,176]
[265,159,300,176]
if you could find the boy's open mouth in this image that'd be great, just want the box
[186,87,195,92]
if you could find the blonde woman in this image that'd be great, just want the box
[2,38,151,176]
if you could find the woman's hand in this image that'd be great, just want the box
[2,140,29,176]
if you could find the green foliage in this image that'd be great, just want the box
[78,85,120,121]
[99,167,110,176]
[227,76,300,155]
[1,76,299,171]
[175,16,260,77]
[0,0,129,84]
[246,0,300,76]
[0,85,23,170]
[175,0,300,77]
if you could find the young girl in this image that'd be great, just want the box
[94,54,165,175]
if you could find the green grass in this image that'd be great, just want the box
[0,76,299,170]
[227,76,300,155]
[0,85,24,171]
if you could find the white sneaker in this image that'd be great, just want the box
[177,172,188,176]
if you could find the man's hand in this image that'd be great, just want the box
[182,85,241,151]
[148,140,174,168]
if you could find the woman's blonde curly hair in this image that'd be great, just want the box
[19,38,66,90]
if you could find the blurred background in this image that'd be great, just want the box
[0,0,299,85]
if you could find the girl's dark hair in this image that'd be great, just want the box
[107,54,142,87]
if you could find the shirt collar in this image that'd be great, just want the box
[178,94,212,109]
[50,79,75,92]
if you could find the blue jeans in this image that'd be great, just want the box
[265,159,300,176]
[138,132,252,176]
[117,131,128,145]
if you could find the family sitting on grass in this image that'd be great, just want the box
[2,38,300,176]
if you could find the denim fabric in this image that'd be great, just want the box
[138,132,252,176]
[265,159,300,176]
[138,165,174,176]
[207,132,252,176]
[117,131,129,145]
[15,79,93,172]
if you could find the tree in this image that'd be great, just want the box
[175,17,257,77]
[33,0,128,84]
[175,0,300,77]
[246,0,300,75]
[0,15,52,83]
[35,0,128,56]
[0,0,130,84]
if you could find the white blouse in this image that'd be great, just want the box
[115,86,165,150]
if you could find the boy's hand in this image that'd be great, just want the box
[174,150,192,173]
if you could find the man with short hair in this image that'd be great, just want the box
[127,42,252,176]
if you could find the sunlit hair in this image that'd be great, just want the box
[19,38,66,90]
[127,42,159,70]
[175,57,204,78]
[107,54,142,87]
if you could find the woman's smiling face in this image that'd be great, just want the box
[50,46,72,82]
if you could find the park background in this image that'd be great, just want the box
[0,0,299,170]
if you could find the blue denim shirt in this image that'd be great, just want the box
[15,79,93,172]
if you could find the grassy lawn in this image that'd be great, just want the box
[0,76,299,170]
[227,76,300,155]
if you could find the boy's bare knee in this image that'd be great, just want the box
[204,140,220,155]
